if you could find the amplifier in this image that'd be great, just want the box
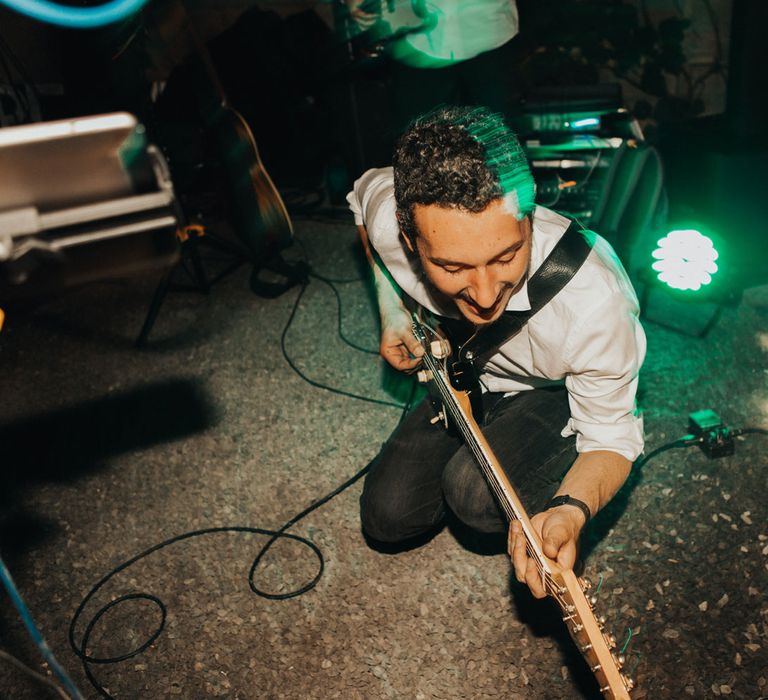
[520,108,644,225]
[527,139,620,224]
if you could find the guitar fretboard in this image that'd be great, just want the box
[411,316,633,699]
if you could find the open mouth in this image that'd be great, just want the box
[463,297,504,322]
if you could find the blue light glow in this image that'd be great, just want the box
[0,0,148,28]
[570,117,600,129]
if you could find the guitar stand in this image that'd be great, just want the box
[136,225,309,347]
[135,224,210,348]
[249,254,309,299]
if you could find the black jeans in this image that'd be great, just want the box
[391,37,523,133]
[360,387,578,542]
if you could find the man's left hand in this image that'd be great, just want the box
[508,508,584,598]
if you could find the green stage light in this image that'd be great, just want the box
[651,229,719,291]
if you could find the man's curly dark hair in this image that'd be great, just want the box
[392,106,535,244]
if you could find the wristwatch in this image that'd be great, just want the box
[544,495,591,524]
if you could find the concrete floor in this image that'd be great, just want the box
[0,214,766,699]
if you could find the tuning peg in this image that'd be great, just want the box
[430,339,451,359]
[417,369,433,383]
[622,674,636,690]
[429,412,445,425]
[589,594,598,606]
[580,577,592,591]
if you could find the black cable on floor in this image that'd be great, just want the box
[279,280,405,410]
[69,246,416,698]
[735,427,768,437]
[633,436,699,470]
[309,271,379,355]
[65,228,768,698]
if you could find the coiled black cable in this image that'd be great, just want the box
[69,247,416,698]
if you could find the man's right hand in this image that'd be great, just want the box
[379,309,424,372]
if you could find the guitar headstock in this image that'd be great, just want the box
[551,568,634,699]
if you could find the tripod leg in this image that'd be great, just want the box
[136,266,175,348]
[186,232,210,293]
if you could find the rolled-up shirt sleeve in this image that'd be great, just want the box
[562,293,646,462]
[346,167,395,228]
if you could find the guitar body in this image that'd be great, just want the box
[202,99,294,260]
[147,0,296,279]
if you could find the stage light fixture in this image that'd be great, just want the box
[651,229,719,292]
[638,224,738,337]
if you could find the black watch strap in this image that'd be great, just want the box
[544,495,591,524]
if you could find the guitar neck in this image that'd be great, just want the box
[412,317,633,699]
[419,344,553,574]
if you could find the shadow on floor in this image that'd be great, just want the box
[0,378,217,547]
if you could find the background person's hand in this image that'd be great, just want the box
[345,0,379,29]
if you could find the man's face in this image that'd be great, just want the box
[407,199,532,325]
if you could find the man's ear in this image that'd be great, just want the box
[400,230,416,253]
[396,211,416,253]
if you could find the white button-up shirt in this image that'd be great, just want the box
[348,167,646,462]
[391,0,519,66]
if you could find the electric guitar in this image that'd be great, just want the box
[411,315,635,700]
[339,0,439,64]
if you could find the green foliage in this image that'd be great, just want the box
[520,0,702,120]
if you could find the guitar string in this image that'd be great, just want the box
[417,327,550,562]
[455,391,613,644]
[336,313,639,685]
[419,324,592,610]
[396,318,567,600]
[452,421,564,599]
[414,323,579,608]
[417,338,566,602]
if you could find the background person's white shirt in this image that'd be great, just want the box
[390,0,519,67]
[348,167,646,462]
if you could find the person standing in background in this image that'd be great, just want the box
[345,0,522,130]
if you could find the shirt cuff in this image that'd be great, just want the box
[561,413,645,462]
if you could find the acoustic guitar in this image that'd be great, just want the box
[411,315,635,700]
[147,1,303,296]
